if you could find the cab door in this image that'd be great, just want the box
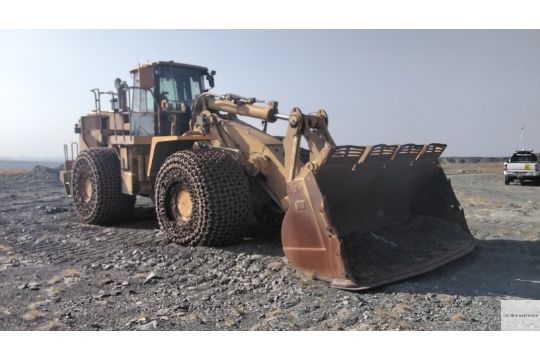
[131,88,156,136]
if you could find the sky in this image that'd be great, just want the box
[0,30,539,158]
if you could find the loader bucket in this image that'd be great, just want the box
[281,143,476,290]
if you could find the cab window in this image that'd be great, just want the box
[132,89,154,113]
[156,67,204,107]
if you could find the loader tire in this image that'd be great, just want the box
[155,149,251,246]
[72,148,135,225]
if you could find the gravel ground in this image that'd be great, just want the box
[0,164,538,330]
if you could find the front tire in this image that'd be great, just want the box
[504,175,509,185]
[72,148,135,225]
[155,149,251,246]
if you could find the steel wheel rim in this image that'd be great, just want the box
[81,174,93,203]
[176,189,193,221]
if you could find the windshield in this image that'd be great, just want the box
[156,66,204,107]
[510,153,538,163]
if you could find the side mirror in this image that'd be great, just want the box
[206,70,216,89]
[115,79,129,113]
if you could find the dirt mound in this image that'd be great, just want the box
[31,165,61,182]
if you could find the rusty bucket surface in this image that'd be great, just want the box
[281,143,476,290]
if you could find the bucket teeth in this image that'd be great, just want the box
[394,144,426,160]
[326,146,367,168]
[324,143,447,171]
[421,143,447,160]
[366,144,400,160]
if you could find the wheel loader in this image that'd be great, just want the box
[61,60,476,290]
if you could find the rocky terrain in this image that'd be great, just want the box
[0,163,538,330]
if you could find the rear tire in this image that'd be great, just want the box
[155,149,251,246]
[72,148,135,225]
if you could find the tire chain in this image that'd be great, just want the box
[155,149,251,246]
[72,148,135,225]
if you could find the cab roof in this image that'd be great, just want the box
[130,61,209,73]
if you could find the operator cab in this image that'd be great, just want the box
[127,61,215,136]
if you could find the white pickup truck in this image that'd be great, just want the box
[504,150,540,185]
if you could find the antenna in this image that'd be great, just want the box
[520,125,525,150]
[136,40,140,65]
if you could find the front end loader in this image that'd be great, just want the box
[62,61,476,289]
